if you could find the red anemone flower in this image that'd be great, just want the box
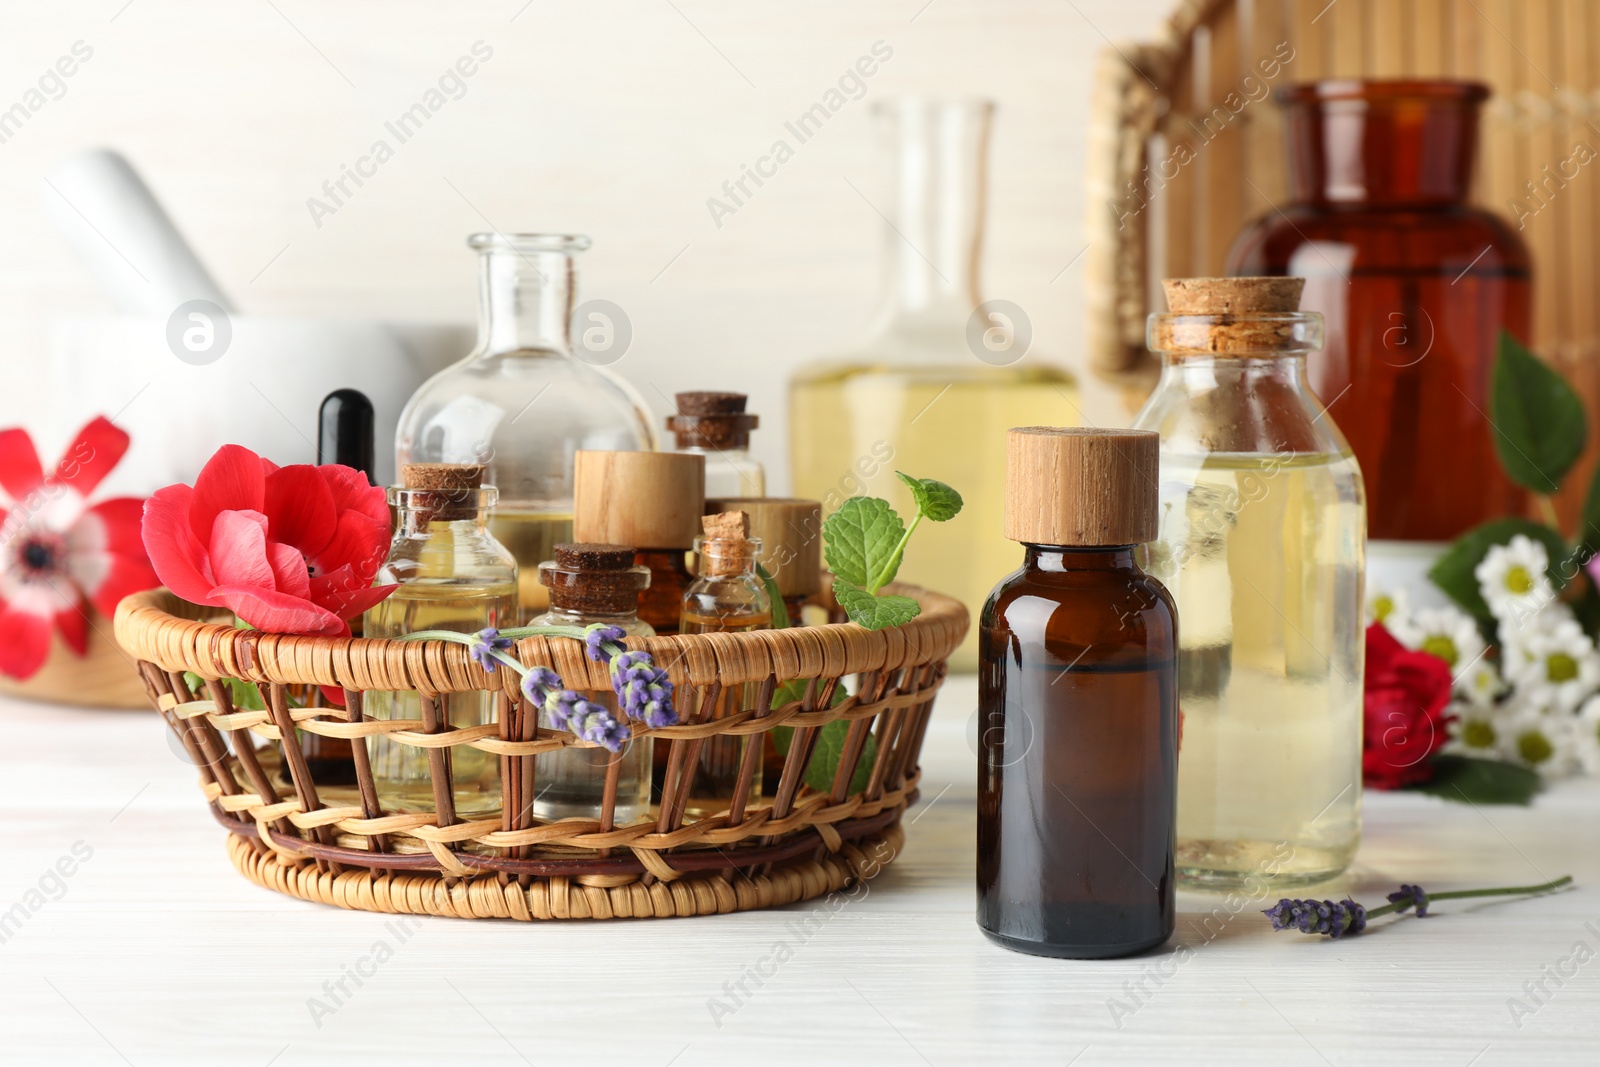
[0,416,158,679]
[141,444,394,636]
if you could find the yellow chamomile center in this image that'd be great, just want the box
[1421,635,1459,667]
[1517,730,1554,765]
[1546,652,1579,684]
[1504,564,1534,596]
[1463,719,1497,748]
[1373,595,1395,622]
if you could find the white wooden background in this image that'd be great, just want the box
[1,675,1598,1064]
[0,0,1174,489]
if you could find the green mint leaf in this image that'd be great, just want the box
[756,562,790,628]
[1490,331,1587,493]
[834,577,921,630]
[1428,518,1569,618]
[1409,754,1541,806]
[182,672,266,710]
[822,496,905,589]
[1579,461,1600,557]
[767,684,876,795]
[895,471,964,522]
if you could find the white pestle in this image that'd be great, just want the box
[42,148,234,315]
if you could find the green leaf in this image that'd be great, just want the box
[895,471,964,522]
[1428,518,1569,618]
[822,496,906,589]
[1490,330,1587,493]
[768,683,876,795]
[755,562,790,628]
[1409,754,1542,806]
[833,577,921,630]
[1579,461,1600,556]
[183,672,265,710]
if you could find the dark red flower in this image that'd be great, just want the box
[1363,622,1455,789]
[0,416,158,679]
[141,444,394,636]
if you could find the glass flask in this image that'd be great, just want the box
[1132,277,1366,891]
[1226,80,1531,542]
[395,233,656,622]
[667,391,765,498]
[364,464,517,817]
[678,513,770,817]
[788,97,1079,671]
[528,543,654,825]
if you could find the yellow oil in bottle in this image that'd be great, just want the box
[679,609,770,816]
[487,510,573,621]
[363,579,517,817]
[1145,450,1365,889]
[789,362,1080,671]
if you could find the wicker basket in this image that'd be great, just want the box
[113,580,966,920]
[1087,0,1600,523]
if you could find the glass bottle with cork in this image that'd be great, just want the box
[667,391,765,498]
[1132,277,1366,890]
[978,427,1177,959]
[528,543,654,825]
[676,511,771,817]
[363,462,517,817]
[703,496,821,627]
[572,449,704,635]
[394,234,656,623]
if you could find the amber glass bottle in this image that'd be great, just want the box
[1226,80,1531,541]
[572,450,704,635]
[978,427,1177,958]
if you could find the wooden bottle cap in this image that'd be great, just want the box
[399,463,485,521]
[1003,427,1158,546]
[675,391,748,416]
[1153,277,1311,356]
[705,496,822,598]
[539,542,649,614]
[1162,276,1304,314]
[667,391,759,449]
[699,510,759,578]
[572,450,706,550]
[552,543,636,570]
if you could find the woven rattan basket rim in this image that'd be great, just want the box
[114,577,969,694]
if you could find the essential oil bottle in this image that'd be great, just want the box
[668,391,765,497]
[703,496,822,627]
[977,427,1177,959]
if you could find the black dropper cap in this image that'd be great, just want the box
[318,389,375,484]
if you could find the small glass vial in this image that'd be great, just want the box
[703,496,822,626]
[678,512,770,816]
[978,428,1177,958]
[1132,277,1366,891]
[528,543,654,825]
[572,450,704,635]
[668,391,766,498]
[364,463,517,817]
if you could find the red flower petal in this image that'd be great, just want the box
[310,569,397,620]
[208,584,344,635]
[264,464,337,558]
[78,497,148,556]
[208,510,276,591]
[310,508,390,580]
[319,463,389,528]
[141,485,216,605]
[50,416,130,499]
[0,599,52,679]
[188,444,268,546]
[54,603,88,655]
[266,539,311,600]
[0,427,44,503]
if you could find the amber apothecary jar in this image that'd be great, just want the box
[1226,80,1532,543]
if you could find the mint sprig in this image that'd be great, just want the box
[822,471,963,630]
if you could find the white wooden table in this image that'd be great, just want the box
[1,675,1597,1066]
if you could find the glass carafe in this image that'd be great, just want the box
[1225,81,1532,542]
[395,234,656,621]
[1132,282,1366,891]
[787,97,1079,670]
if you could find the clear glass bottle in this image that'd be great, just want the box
[528,543,654,825]
[667,391,765,498]
[395,233,656,623]
[788,97,1079,671]
[1132,277,1366,891]
[364,463,517,817]
[979,428,1176,958]
[679,513,770,816]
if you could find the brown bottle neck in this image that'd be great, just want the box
[1022,545,1138,572]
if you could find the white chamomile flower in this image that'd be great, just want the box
[1457,658,1505,709]
[1499,703,1578,779]
[1365,585,1410,627]
[1503,612,1600,711]
[1445,702,1502,757]
[1389,605,1486,673]
[1576,696,1600,776]
[1474,534,1557,622]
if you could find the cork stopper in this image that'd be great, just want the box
[698,510,760,577]
[705,496,822,599]
[538,542,650,615]
[667,391,759,450]
[1003,427,1158,546]
[1150,277,1320,356]
[572,451,706,550]
[399,463,485,522]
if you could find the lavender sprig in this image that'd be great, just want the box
[1262,875,1572,939]
[468,627,514,671]
[582,623,679,730]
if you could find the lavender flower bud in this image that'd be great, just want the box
[1387,884,1429,917]
[585,624,627,662]
[521,666,562,703]
[1261,897,1368,938]
[469,627,514,671]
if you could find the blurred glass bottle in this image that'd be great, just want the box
[668,391,765,498]
[788,97,1078,670]
[395,233,656,622]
